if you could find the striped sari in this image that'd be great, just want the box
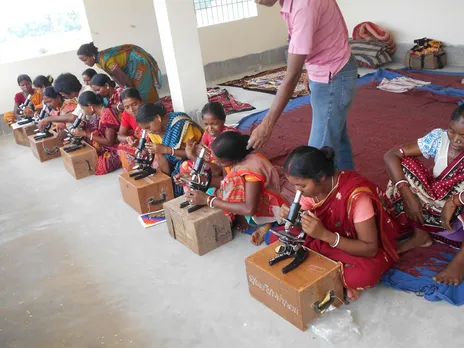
[96,45,162,103]
[153,112,203,197]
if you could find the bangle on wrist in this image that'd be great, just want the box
[459,192,464,206]
[209,197,217,208]
[394,179,408,191]
[330,232,340,248]
[170,147,175,156]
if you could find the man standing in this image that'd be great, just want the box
[249,0,358,170]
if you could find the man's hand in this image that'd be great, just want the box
[247,119,274,150]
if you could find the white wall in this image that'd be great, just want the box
[338,0,464,45]
[0,1,287,113]
[199,5,287,65]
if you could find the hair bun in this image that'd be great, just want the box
[320,146,335,163]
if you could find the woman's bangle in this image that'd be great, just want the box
[206,196,211,207]
[171,147,175,156]
[209,197,217,208]
[394,179,408,190]
[459,192,464,206]
[330,232,340,248]
[90,133,93,141]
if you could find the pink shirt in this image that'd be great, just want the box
[301,195,375,224]
[281,0,351,83]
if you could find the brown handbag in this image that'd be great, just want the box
[404,38,447,70]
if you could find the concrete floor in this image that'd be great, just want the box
[2,64,464,348]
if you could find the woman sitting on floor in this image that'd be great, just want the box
[118,88,144,171]
[71,91,122,175]
[42,86,78,131]
[384,104,464,283]
[274,146,399,301]
[135,102,203,196]
[91,74,123,118]
[3,74,43,126]
[180,101,239,177]
[187,131,287,246]
[82,68,97,86]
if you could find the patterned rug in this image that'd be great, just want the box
[160,87,255,115]
[219,67,309,99]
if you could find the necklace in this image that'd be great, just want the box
[315,176,335,203]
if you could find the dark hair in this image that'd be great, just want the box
[78,91,104,106]
[91,74,116,88]
[451,104,464,121]
[283,146,335,182]
[77,42,99,57]
[33,75,53,88]
[17,74,32,85]
[43,86,62,99]
[201,102,226,121]
[82,68,97,79]
[121,88,142,102]
[136,102,167,124]
[211,131,253,162]
[54,73,82,95]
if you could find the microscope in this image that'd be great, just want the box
[269,190,309,274]
[62,113,86,153]
[129,130,156,180]
[33,105,53,140]
[179,147,212,213]
[17,94,35,126]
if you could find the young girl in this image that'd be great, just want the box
[3,74,43,126]
[82,68,97,86]
[42,86,78,132]
[118,88,144,171]
[91,74,123,117]
[180,102,238,175]
[273,146,399,301]
[187,131,287,245]
[135,102,203,196]
[33,75,54,94]
[71,91,122,175]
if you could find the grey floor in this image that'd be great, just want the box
[2,64,464,348]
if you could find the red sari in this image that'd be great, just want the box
[271,171,400,290]
[215,153,287,224]
[386,154,464,247]
[90,108,122,175]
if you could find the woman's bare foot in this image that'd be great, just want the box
[398,228,433,254]
[346,288,361,301]
[234,215,250,233]
[433,249,464,286]
[250,223,273,246]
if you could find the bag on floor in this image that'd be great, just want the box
[404,38,447,70]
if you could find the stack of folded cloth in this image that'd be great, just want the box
[349,39,392,69]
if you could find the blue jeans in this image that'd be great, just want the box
[308,55,358,170]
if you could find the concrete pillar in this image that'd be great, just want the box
[153,0,208,121]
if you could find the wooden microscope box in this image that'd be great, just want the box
[13,123,37,147]
[28,132,63,162]
[163,196,233,256]
[245,242,344,331]
[59,142,98,180]
[118,171,174,214]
